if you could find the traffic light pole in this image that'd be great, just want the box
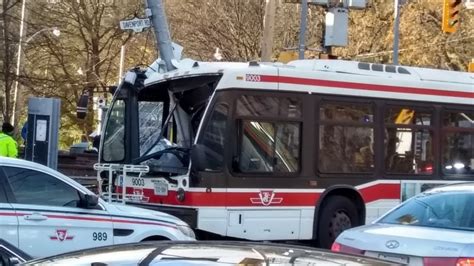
[393,0,400,65]
[145,0,175,72]
[298,0,308,59]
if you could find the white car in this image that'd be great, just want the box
[0,158,195,258]
[332,182,474,265]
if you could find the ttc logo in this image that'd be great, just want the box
[50,229,74,241]
[250,190,283,206]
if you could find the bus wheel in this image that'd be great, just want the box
[316,195,359,249]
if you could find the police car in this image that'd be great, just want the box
[0,157,195,258]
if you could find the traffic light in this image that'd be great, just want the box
[442,0,462,33]
[76,90,89,119]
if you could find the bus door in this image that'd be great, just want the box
[225,91,312,241]
[190,92,231,237]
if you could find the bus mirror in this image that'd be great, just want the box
[108,85,117,95]
[123,71,137,86]
[191,144,206,172]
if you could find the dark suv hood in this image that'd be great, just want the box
[26,241,394,265]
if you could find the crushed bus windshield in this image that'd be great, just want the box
[101,70,222,176]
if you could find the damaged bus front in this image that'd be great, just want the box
[98,66,223,226]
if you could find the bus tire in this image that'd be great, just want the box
[316,195,359,249]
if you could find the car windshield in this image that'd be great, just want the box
[379,191,474,231]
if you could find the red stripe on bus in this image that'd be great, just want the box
[259,75,474,99]
[359,183,400,203]
[126,182,400,207]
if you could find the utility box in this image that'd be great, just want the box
[25,97,61,169]
[324,8,349,47]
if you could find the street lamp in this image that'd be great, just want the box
[11,27,61,125]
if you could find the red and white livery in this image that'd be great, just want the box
[98,58,473,248]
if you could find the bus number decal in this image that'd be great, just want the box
[132,178,145,186]
[246,74,261,82]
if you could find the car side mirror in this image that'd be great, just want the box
[9,257,21,265]
[81,194,99,209]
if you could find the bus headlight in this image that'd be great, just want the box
[177,225,195,239]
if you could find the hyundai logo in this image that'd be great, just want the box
[385,240,400,249]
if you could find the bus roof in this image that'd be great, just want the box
[144,59,473,104]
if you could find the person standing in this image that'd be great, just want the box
[0,122,18,158]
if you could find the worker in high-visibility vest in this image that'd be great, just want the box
[0,122,18,158]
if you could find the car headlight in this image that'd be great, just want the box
[177,225,195,239]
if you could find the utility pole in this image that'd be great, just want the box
[11,0,28,127]
[261,0,278,62]
[145,0,175,72]
[392,0,400,65]
[298,0,309,59]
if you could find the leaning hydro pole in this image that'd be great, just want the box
[145,0,176,72]
[144,0,186,142]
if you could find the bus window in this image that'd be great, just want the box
[237,95,279,117]
[139,101,164,156]
[385,128,433,174]
[384,107,433,174]
[280,97,302,118]
[442,111,474,175]
[385,107,432,126]
[198,103,229,171]
[237,95,301,118]
[234,95,302,174]
[444,111,474,128]
[102,99,125,162]
[319,103,374,173]
[320,103,373,123]
[443,132,473,175]
[236,120,300,173]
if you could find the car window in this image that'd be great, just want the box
[379,191,474,231]
[4,166,81,207]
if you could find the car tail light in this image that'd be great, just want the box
[456,258,474,266]
[331,242,363,255]
[423,257,474,266]
[331,242,341,252]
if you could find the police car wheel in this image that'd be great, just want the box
[316,195,358,249]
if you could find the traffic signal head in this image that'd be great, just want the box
[442,0,462,33]
[76,90,89,119]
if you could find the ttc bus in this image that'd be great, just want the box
[97,59,473,248]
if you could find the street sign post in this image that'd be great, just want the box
[120,17,151,32]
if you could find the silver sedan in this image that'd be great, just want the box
[332,182,474,265]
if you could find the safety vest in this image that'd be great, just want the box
[0,132,18,158]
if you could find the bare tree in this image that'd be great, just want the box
[0,0,21,122]
[167,0,265,61]
[335,0,473,70]
[19,0,143,146]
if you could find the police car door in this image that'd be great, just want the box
[0,172,18,248]
[1,166,113,258]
